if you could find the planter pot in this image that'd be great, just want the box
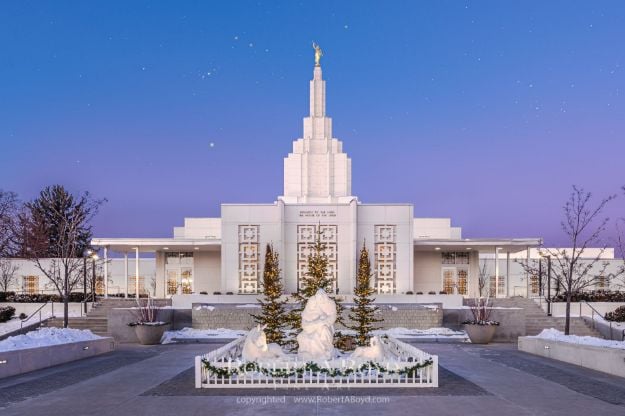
[134,324,170,345]
[465,324,497,344]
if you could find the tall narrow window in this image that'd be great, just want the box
[375,225,396,294]
[530,275,539,295]
[239,225,260,294]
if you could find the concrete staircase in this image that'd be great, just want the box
[45,316,109,336]
[45,298,171,337]
[490,297,603,337]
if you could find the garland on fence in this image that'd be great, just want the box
[201,358,433,379]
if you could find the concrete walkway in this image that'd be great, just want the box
[1,342,624,416]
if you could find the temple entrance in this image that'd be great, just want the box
[442,267,468,295]
[165,252,194,296]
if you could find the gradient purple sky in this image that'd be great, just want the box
[1,1,624,248]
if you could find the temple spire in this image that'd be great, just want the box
[310,66,325,117]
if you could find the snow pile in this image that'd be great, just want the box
[235,304,261,309]
[0,311,83,337]
[194,305,215,311]
[161,327,247,344]
[0,327,102,352]
[530,328,625,350]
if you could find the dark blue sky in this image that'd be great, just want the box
[1,1,624,247]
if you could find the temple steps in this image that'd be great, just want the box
[489,297,604,338]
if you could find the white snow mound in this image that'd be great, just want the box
[0,327,102,352]
[530,328,625,350]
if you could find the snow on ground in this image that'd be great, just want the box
[193,305,215,311]
[454,306,522,310]
[529,328,625,350]
[590,314,625,330]
[0,311,83,337]
[0,327,102,352]
[235,304,261,308]
[374,327,467,339]
[161,327,247,344]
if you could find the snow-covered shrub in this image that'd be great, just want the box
[0,306,16,323]
[605,306,625,322]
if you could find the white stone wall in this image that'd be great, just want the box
[413,251,442,294]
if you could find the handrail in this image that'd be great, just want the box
[580,300,603,317]
[80,293,96,316]
[20,301,53,334]
[582,300,625,341]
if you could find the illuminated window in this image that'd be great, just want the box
[128,276,146,296]
[95,276,105,296]
[22,276,39,294]
[530,275,539,295]
[457,269,468,295]
[489,275,505,296]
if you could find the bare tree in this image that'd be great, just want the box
[477,261,489,297]
[0,190,19,257]
[519,186,616,334]
[613,215,625,289]
[20,185,105,328]
[0,258,19,292]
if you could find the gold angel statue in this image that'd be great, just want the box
[312,42,323,66]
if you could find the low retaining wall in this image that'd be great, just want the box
[173,294,463,309]
[192,304,443,331]
[443,308,525,342]
[108,308,191,343]
[0,337,115,379]
[518,336,625,378]
[540,302,625,317]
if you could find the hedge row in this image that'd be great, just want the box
[551,290,625,303]
[0,292,88,303]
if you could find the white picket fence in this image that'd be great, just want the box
[195,336,438,389]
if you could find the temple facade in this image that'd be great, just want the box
[91,62,542,299]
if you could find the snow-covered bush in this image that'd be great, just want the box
[0,306,16,323]
[604,306,625,322]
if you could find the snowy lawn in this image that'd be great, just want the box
[0,327,102,352]
[161,327,247,344]
[529,328,625,350]
[160,326,466,344]
[374,327,467,339]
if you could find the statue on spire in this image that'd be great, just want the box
[312,42,323,66]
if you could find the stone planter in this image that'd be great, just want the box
[465,324,497,344]
[133,323,170,345]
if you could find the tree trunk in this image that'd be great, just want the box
[63,265,69,328]
[564,292,571,335]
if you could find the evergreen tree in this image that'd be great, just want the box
[251,244,289,345]
[349,243,382,346]
[289,227,343,342]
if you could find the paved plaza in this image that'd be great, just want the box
[1,342,625,416]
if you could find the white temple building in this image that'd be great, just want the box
[91,60,544,299]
